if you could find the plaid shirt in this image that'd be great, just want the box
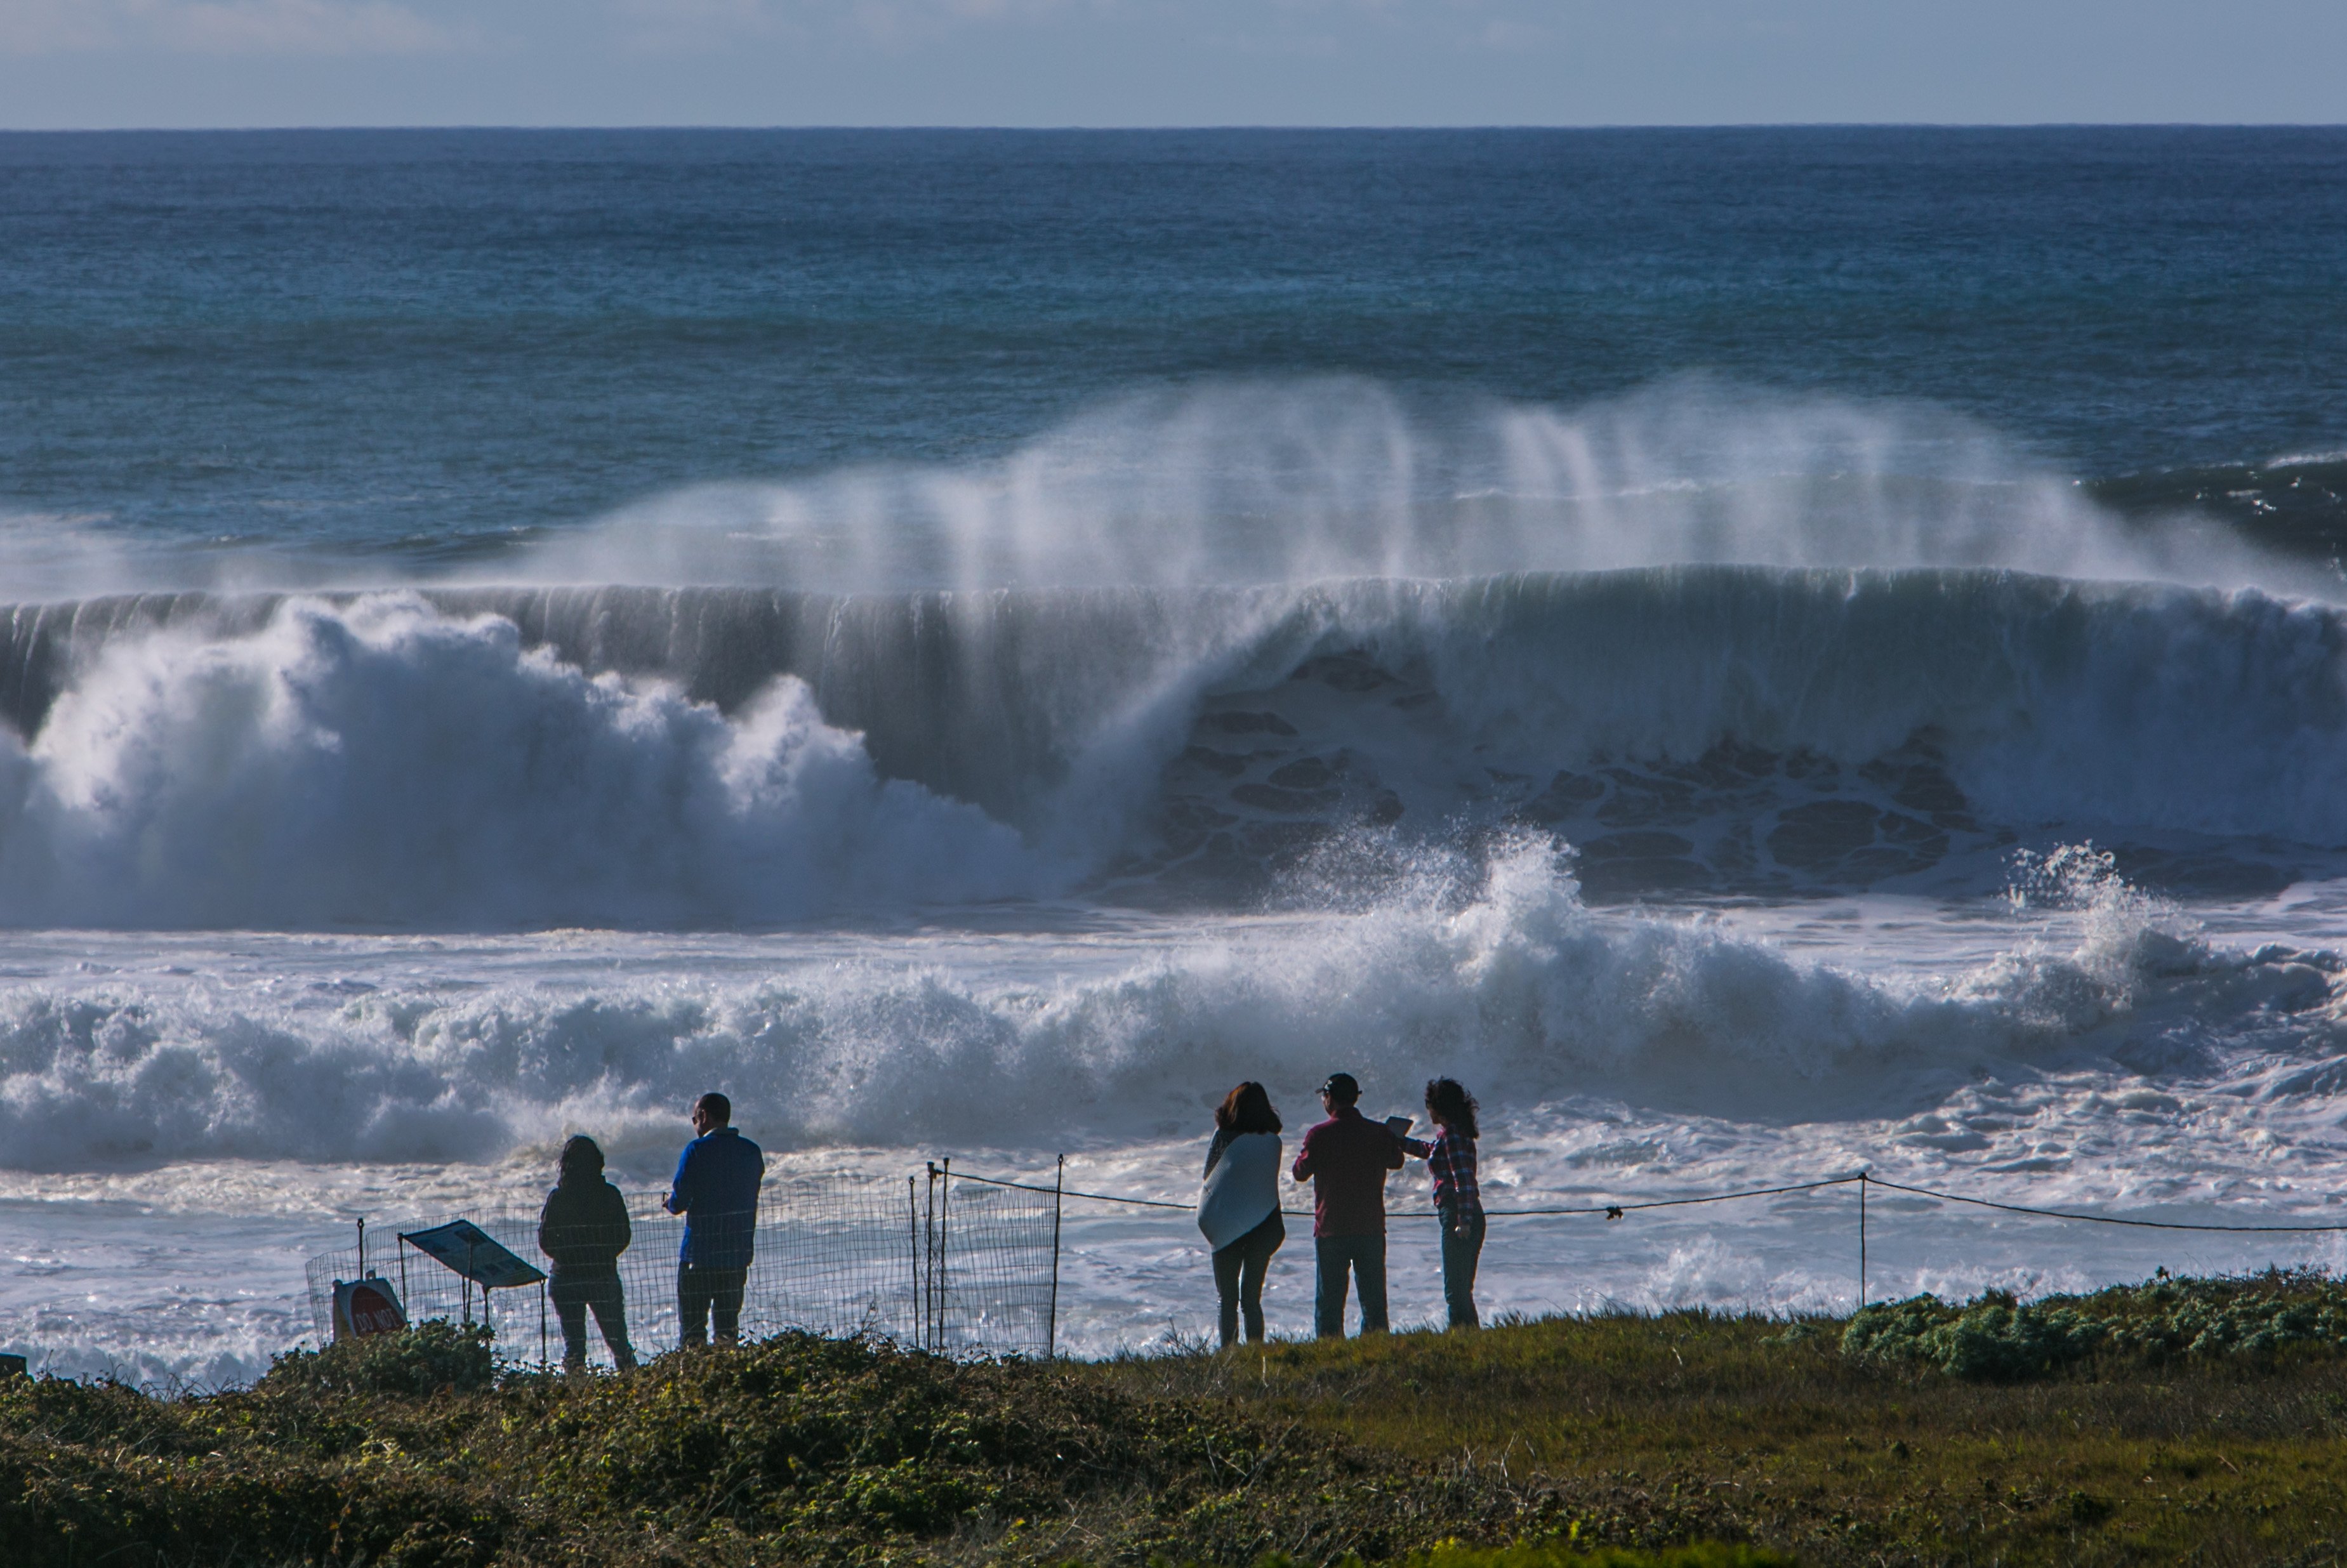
[1413,1128,1479,1211]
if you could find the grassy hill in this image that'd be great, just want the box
[7,1279,2347,1565]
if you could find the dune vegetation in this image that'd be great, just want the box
[6,1276,2347,1565]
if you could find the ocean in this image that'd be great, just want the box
[4,126,2347,1381]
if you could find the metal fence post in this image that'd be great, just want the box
[923,1162,938,1352]
[907,1175,920,1349]
[1858,1170,1868,1311]
[1047,1154,1065,1359]
[938,1157,952,1350]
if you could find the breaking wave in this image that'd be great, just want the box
[3,842,2336,1172]
[0,381,2341,929]
[1,566,2345,926]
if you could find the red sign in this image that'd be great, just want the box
[333,1277,408,1339]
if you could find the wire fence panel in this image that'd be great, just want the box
[304,1244,360,1344]
[305,1169,1053,1366]
[743,1176,925,1346]
[931,1177,1057,1357]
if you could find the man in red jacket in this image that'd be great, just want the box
[1290,1071,1406,1337]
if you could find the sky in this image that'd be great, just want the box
[0,0,2342,129]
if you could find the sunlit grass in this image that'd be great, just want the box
[1095,1305,2347,1565]
[8,1292,2347,1565]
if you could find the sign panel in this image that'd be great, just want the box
[332,1276,408,1340]
[399,1220,546,1289]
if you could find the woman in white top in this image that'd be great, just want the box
[1198,1080,1285,1347]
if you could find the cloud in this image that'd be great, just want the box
[0,0,476,56]
[607,0,1109,53]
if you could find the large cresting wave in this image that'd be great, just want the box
[0,381,2341,928]
[0,567,2344,925]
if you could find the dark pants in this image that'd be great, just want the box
[1439,1202,1486,1329]
[1212,1211,1285,1347]
[1313,1232,1388,1338]
[550,1268,635,1371]
[678,1262,750,1347]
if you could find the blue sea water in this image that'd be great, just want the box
[3,128,2343,564]
[3,128,2347,1379]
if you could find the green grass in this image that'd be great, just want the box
[1107,1298,2347,1565]
[8,1282,2347,1566]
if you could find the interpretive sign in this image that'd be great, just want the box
[399,1220,546,1290]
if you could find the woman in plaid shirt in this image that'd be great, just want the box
[1402,1077,1484,1329]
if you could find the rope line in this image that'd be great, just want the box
[1865,1175,2347,1234]
[946,1168,1860,1220]
[950,1167,2347,1234]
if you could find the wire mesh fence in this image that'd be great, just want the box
[310,1160,2347,1367]
[307,1166,1061,1366]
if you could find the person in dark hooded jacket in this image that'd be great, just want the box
[538,1135,637,1372]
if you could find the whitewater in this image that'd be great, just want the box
[6,378,2347,1382]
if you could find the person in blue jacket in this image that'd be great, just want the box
[664,1091,765,1348]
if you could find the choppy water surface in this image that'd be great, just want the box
[4,128,2346,1380]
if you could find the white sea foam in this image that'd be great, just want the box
[0,593,1047,928]
[0,843,2333,1174]
[8,854,2347,1376]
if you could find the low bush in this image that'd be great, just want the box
[255,1316,497,1397]
[1842,1267,2347,1379]
[1398,1543,1794,1568]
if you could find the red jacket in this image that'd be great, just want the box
[1292,1105,1405,1237]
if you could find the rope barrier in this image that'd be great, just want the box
[1863,1174,2347,1234]
[947,1166,1862,1220]
[946,1166,2347,1234]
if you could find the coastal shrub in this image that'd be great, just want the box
[255,1316,497,1397]
[1843,1269,2347,1379]
[1240,1548,1792,1568]
[1398,1542,1797,1568]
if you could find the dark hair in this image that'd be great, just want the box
[1215,1081,1281,1135]
[557,1134,605,1185]
[696,1091,732,1126]
[1424,1077,1479,1141]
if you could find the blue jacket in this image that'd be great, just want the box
[664,1127,765,1268]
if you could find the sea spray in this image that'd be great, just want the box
[1,840,2329,1172]
[512,379,2309,595]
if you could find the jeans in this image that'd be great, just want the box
[550,1268,636,1371]
[1439,1202,1486,1329]
[1212,1211,1284,1347]
[1313,1232,1388,1338]
[677,1262,750,1347]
